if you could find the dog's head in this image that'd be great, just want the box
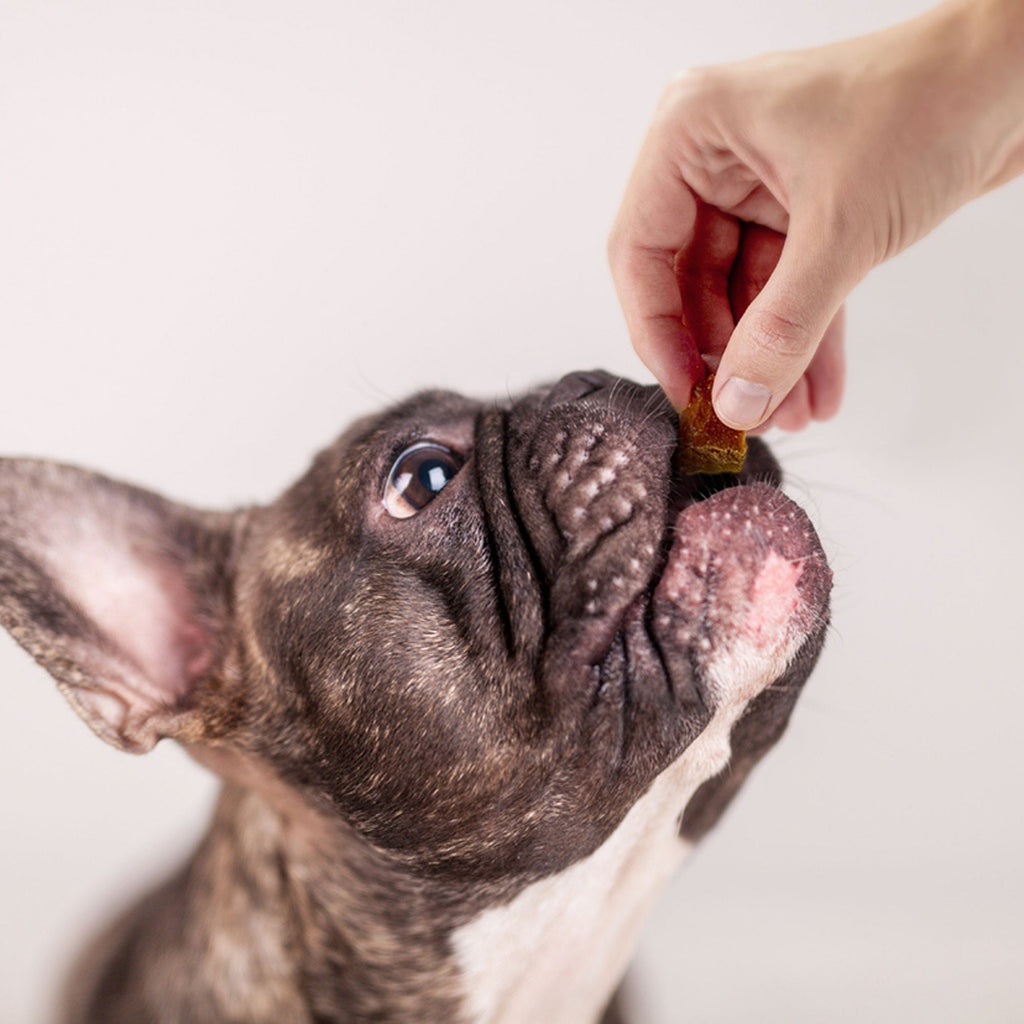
[0,371,829,886]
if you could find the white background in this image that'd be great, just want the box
[2,2,1022,1021]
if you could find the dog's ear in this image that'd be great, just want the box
[0,458,239,754]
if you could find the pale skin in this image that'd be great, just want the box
[608,0,1024,431]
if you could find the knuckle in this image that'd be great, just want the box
[657,66,726,123]
[665,65,723,104]
[748,308,817,362]
[606,231,673,289]
[606,225,629,270]
[606,237,640,287]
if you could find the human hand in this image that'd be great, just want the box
[609,0,1024,431]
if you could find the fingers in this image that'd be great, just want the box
[614,195,851,428]
[727,223,846,431]
[748,305,846,433]
[609,132,710,410]
[611,97,855,430]
[675,201,741,371]
[713,216,861,430]
[728,224,784,324]
[609,241,706,412]
[611,184,747,410]
[806,305,846,420]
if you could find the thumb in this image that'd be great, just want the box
[713,218,863,430]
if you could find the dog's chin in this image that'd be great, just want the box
[584,435,828,756]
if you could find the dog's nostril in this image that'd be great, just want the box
[542,370,620,409]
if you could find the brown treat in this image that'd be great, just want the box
[677,375,747,475]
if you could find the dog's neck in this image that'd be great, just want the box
[171,699,739,1024]
[450,702,740,1024]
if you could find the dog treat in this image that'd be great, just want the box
[677,375,747,475]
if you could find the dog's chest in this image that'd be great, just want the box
[450,707,741,1024]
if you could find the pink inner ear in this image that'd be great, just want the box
[40,511,209,711]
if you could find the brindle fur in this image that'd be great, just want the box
[0,373,830,1023]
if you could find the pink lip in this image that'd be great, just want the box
[651,482,831,675]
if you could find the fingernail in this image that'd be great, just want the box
[715,377,772,429]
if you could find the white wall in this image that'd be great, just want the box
[2,2,1022,1021]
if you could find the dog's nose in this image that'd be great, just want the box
[541,370,620,409]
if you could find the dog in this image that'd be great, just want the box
[0,370,830,1024]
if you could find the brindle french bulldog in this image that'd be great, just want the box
[0,370,830,1024]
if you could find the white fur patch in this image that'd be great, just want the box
[451,703,745,1024]
[452,555,815,1024]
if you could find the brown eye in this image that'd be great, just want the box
[383,442,464,519]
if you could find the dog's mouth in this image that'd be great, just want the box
[510,372,830,756]
[589,443,814,726]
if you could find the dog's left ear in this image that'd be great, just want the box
[0,458,239,754]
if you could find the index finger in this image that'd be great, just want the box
[608,150,705,410]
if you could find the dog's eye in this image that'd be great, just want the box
[383,443,464,519]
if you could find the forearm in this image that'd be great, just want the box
[936,0,1024,193]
